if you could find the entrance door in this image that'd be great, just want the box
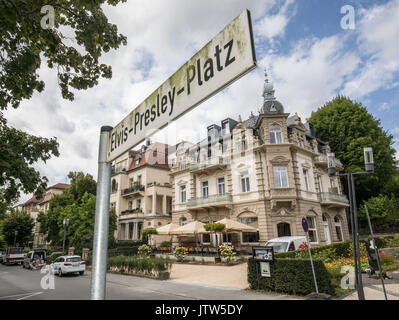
[323,215,331,244]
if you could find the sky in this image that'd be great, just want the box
[5,0,399,205]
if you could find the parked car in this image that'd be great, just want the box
[0,251,4,263]
[50,255,86,276]
[23,249,46,269]
[264,236,307,253]
[2,247,25,265]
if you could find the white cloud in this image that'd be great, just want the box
[342,0,399,98]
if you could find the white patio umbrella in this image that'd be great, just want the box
[215,218,257,233]
[156,223,180,235]
[174,221,208,235]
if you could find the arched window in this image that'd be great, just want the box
[277,222,291,237]
[334,216,343,242]
[270,125,283,144]
[111,179,117,193]
[179,217,187,226]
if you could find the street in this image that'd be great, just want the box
[0,264,296,300]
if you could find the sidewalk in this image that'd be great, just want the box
[343,272,399,300]
[170,262,249,289]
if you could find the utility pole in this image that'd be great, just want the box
[62,219,70,254]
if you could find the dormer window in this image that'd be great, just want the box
[270,125,283,144]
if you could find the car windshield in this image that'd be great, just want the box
[9,248,23,254]
[266,242,288,253]
[66,257,82,262]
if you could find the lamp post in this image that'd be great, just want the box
[13,230,18,247]
[62,218,70,254]
[328,147,374,300]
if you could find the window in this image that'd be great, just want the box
[243,135,248,150]
[136,199,141,209]
[274,166,288,188]
[240,217,259,243]
[303,169,309,190]
[128,200,133,210]
[218,178,225,195]
[202,233,211,244]
[137,175,142,184]
[270,125,283,144]
[277,222,291,237]
[179,217,187,226]
[180,186,186,203]
[158,222,162,226]
[288,242,296,251]
[235,139,242,152]
[330,178,335,189]
[222,233,232,243]
[129,178,134,188]
[202,181,209,198]
[334,216,343,242]
[240,171,250,193]
[306,216,318,243]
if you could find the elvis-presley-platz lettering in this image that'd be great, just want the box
[107,9,256,162]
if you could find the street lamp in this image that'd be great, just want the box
[62,218,70,254]
[13,230,18,247]
[328,147,374,300]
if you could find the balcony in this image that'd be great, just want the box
[120,208,143,216]
[111,166,128,175]
[314,154,343,168]
[187,193,232,209]
[122,185,145,197]
[189,157,228,174]
[320,192,349,207]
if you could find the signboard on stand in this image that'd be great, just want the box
[252,246,274,278]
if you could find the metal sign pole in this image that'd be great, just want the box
[365,205,388,300]
[306,233,319,294]
[90,126,113,300]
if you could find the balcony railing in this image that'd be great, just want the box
[111,166,128,175]
[187,193,232,207]
[320,192,349,205]
[120,208,143,216]
[189,156,227,171]
[122,185,145,196]
[314,154,343,167]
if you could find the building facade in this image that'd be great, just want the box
[168,73,350,250]
[20,183,70,248]
[111,142,173,241]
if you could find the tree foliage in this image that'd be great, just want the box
[37,171,116,248]
[359,195,399,228]
[308,96,397,203]
[0,113,59,209]
[1,209,34,246]
[0,0,127,109]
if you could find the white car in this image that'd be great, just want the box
[51,255,86,276]
[265,236,307,253]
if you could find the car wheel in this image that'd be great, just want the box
[79,271,84,275]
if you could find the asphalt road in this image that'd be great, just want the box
[0,263,296,300]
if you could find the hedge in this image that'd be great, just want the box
[114,240,144,248]
[108,246,140,257]
[247,258,334,296]
[107,255,171,277]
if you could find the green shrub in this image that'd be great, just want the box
[107,255,171,276]
[174,247,187,262]
[115,240,144,248]
[247,258,334,296]
[138,244,152,257]
[160,240,172,248]
[108,246,140,257]
[46,252,63,264]
[141,228,158,244]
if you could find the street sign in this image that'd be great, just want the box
[302,217,309,233]
[107,9,257,162]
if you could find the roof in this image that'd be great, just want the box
[128,142,170,171]
[47,183,70,190]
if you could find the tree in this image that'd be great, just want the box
[359,195,399,229]
[0,113,59,209]
[141,228,158,244]
[383,169,399,197]
[1,209,34,246]
[308,96,397,203]
[67,171,97,203]
[0,0,127,209]
[0,0,127,109]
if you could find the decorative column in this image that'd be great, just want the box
[162,195,167,215]
[152,191,157,214]
[125,222,129,240]
[133,222,138,240]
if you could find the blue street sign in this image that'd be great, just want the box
[302,217,309,233]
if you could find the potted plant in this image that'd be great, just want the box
[160,240,172,252]
[173,247,187,262]
[204,222,226,263]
